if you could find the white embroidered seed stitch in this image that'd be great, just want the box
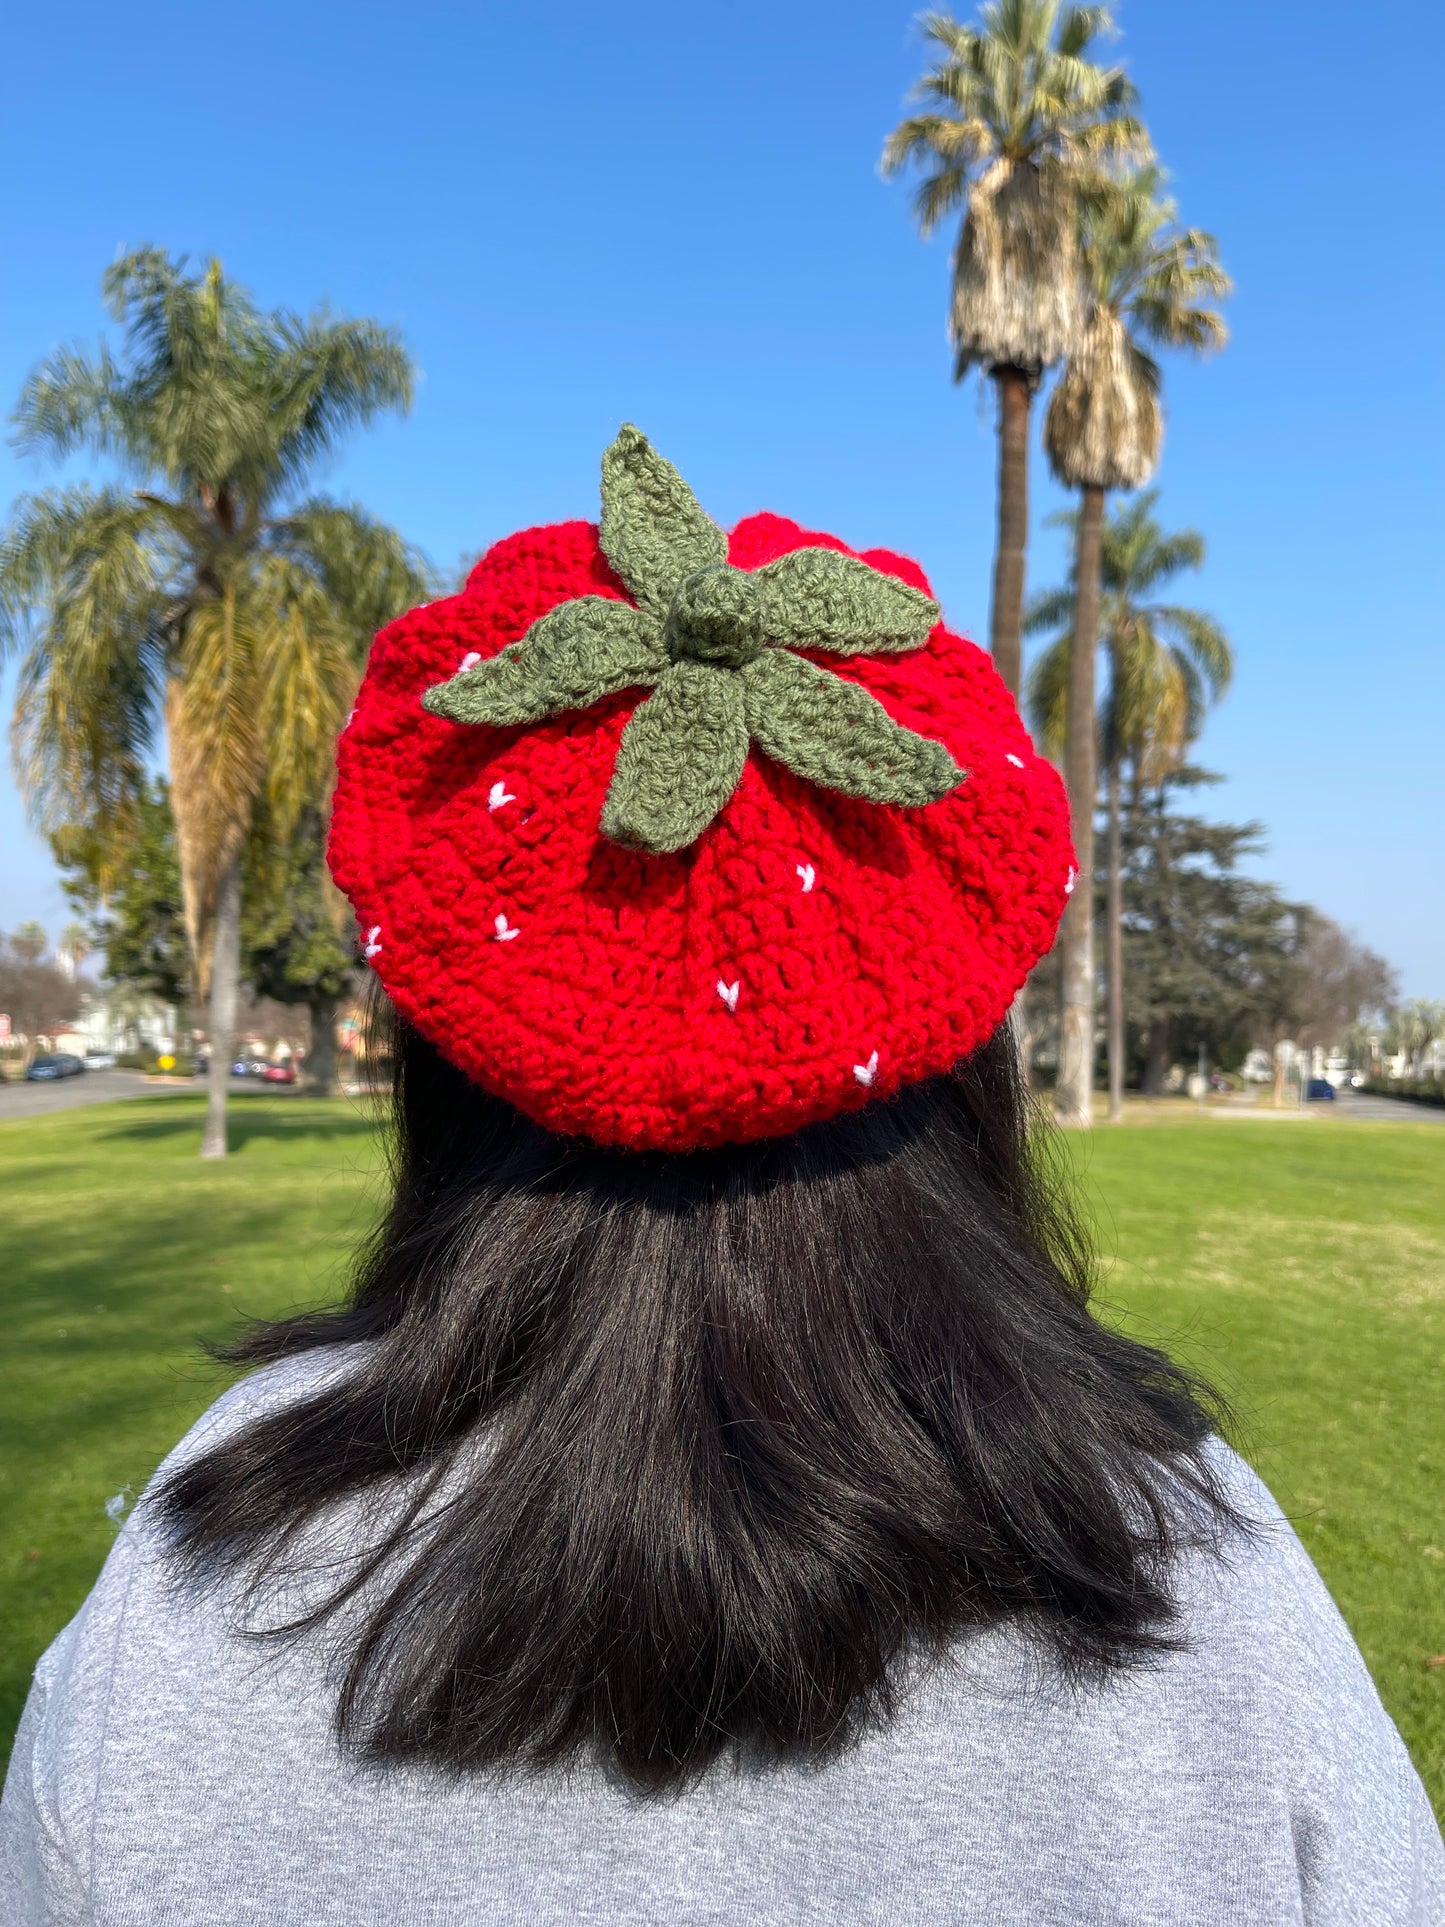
[363,926,382,959]
[797,863,816,892]
[460,652,482,672]
[488,781,516,811]
[853,1051,879,1087]
[1065,867,1076,896]
[1006,754,1024,769]
[494,914,520,942]
[717,980,740,1012]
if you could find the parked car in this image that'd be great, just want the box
[1304,1078,1336,1102]
[83,1050,117,1070]
[262,1062,297,1084]
[26,1053,86,1081]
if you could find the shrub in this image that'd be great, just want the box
[117,1049,195,1076]
[1362,1076,1445,1110]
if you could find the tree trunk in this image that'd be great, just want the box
[200,853,242,1160]
[1009,979,1031,1089]
[1106,758,1125,1123]
[1055,483,1105,1129]
[988,366,1032,699]
[1142,1019,1170,1096]
[304,991,342,1097]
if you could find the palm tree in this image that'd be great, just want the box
[1041,168,1229,1126]
[1027,491,1231,1117]
[57,921,92,981]
[882,1,1145,697]
[11,921,48,965]
[0,249,431,1157]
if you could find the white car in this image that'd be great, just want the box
[83,1050,117,1070]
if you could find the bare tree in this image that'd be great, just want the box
[0,929,81,1062]
[1288,916,1397,1048]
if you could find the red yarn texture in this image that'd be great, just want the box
[328,513,1074,1149]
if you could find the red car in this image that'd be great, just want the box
[261,1063,298,1085]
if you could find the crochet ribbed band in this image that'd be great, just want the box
[328,428,1074,1149]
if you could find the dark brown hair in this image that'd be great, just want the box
[156,1008,1233,1790]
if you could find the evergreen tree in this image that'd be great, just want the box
[58,779,190,1008]
[1115,770,1297,1089]
[242,810,356,1096]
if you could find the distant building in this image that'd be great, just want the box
[57,990,177,1059]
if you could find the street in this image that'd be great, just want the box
[1331,1086,1445,1125]
[1,1069,1438,1126]
[0,1069,294,1119]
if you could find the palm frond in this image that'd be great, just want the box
[253,558,357,832]
[1129,225,1231,351]
[1056,6,1114,58]
[2,488,172,875]
[882,114,994,179]
[1130,528,1206,590]
[1151,605,1232,696]
[1068,113,1150,163]
[1110,621,1192,777]
[267,315,414,494]
[1030,492,1232,781]
[1025,628,1071,760]
[1023,583,1075,633]
[273,501,436,657]
[10,343,132,465]
[914,164,970,237]
[916,10,979,62]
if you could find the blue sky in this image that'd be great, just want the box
[3,0,1441,992]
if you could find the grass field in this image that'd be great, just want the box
[3,1094,1443,1815]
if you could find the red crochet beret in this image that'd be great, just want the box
[328,428,1073,1150]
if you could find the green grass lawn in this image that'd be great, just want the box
[3,1096,1443,1815]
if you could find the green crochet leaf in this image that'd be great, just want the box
[599,425,727,616]
[423,426,963,852]
[600,662,749,853]
[422,598,665,727]
[754,548,940,656]
[741,650,965,808]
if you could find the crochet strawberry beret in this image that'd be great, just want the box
[328,427,1074,1150]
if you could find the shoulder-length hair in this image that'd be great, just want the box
[156,1005,1233,1791]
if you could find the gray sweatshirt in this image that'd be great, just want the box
[3,1348,1442,1926]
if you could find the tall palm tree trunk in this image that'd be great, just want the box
[1106,758,1125,1122]
[1056,482,1105,1128]
[201,854,242,1160]
[988,366,1032,698]
[992,363,1033,1074]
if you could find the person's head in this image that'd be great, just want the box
[158,429,1232,1791]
